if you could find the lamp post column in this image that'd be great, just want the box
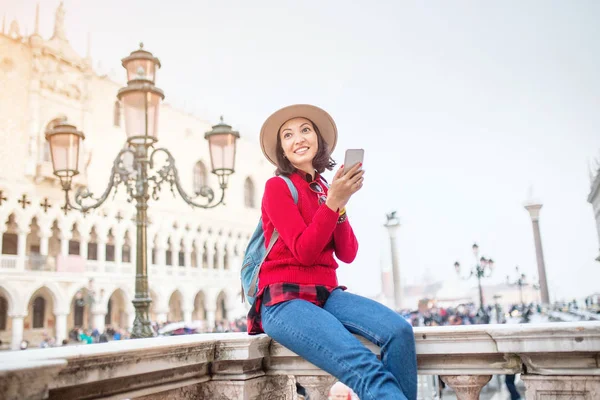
[476,270,485,315]
[131,143,154,339]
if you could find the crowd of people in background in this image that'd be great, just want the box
[11,295,599,351]
[13,318,249,350]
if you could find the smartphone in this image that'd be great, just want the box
[343,149,364,175]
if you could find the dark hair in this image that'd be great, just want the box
[275,119,336,176]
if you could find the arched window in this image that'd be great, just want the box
[244,177,255,208]
[223,247,229,270]
[43,116,67,162]
[0,296,7,330]
[74,294,85,328]
[193,161,208,195]
[202,243,208,269]
[213,244,219,269]
[32,296,46,329]
[219,296,227,321]
[105,298,113,326]
[113,101,121,127]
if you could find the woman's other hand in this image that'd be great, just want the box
[326,163,364,212]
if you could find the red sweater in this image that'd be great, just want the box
[259,171,359,288]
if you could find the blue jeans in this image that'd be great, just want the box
[261,289,417,400]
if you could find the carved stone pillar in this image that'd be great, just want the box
[440,375,492,400]
[114,237,123,265]
[206,308,216,333]
[183,243,192,269]
[522,375,600,400]
[97,239,106,264]
[216,243,224,270]
[38,227,51,256]
[155,241,166,267]
[296,375,337,400]
[92,309,107,333]
[155,312,168,324]
[60,234,70,257]
[206,242,215,270]
[10,314,25,351]
[196,241,204,269]
[54,312,68,345]
[16,229,27,271]
[79,234,89,260]
[183,307,193,324]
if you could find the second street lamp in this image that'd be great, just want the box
[46,44,239,339]
[454,243,495,323]
[507,266,528,308]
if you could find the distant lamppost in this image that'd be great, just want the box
[384,211,403,311]
[46,44,239,338]
[506,266,528,308]
[492,294,503,324]
[454,243,495,321]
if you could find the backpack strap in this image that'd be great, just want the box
[279,175,298,204]
[247,175,298,297]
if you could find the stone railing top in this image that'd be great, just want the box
[1,322,599,400]
[413,321,600,354]
[2,332,267,363]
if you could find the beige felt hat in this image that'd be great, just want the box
[260,104,338,166]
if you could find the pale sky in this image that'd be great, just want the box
[5,0,600,302]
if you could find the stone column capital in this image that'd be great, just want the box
[441,375,492,400]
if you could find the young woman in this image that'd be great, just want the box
[248,104,417,400]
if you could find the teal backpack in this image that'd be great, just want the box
[240,176,298,305]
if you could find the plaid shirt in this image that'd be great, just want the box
[247,283,346,335]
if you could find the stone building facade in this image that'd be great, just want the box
[0,3,273,349]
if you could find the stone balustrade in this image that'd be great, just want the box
[1,321,599,400]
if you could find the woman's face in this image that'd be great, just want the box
[279,117,319,172]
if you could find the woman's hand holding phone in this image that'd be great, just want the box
[326,163,364,212]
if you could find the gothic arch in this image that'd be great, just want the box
[0,284,19,316]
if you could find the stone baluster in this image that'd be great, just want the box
[295,376,337,400]
[440,375,492,400]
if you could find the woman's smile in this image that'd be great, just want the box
[279,117,319,175]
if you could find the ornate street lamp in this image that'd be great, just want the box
[45,122,84,189]
[507,266,528,308]
[454,243,495,323]
[46,44,239,338]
